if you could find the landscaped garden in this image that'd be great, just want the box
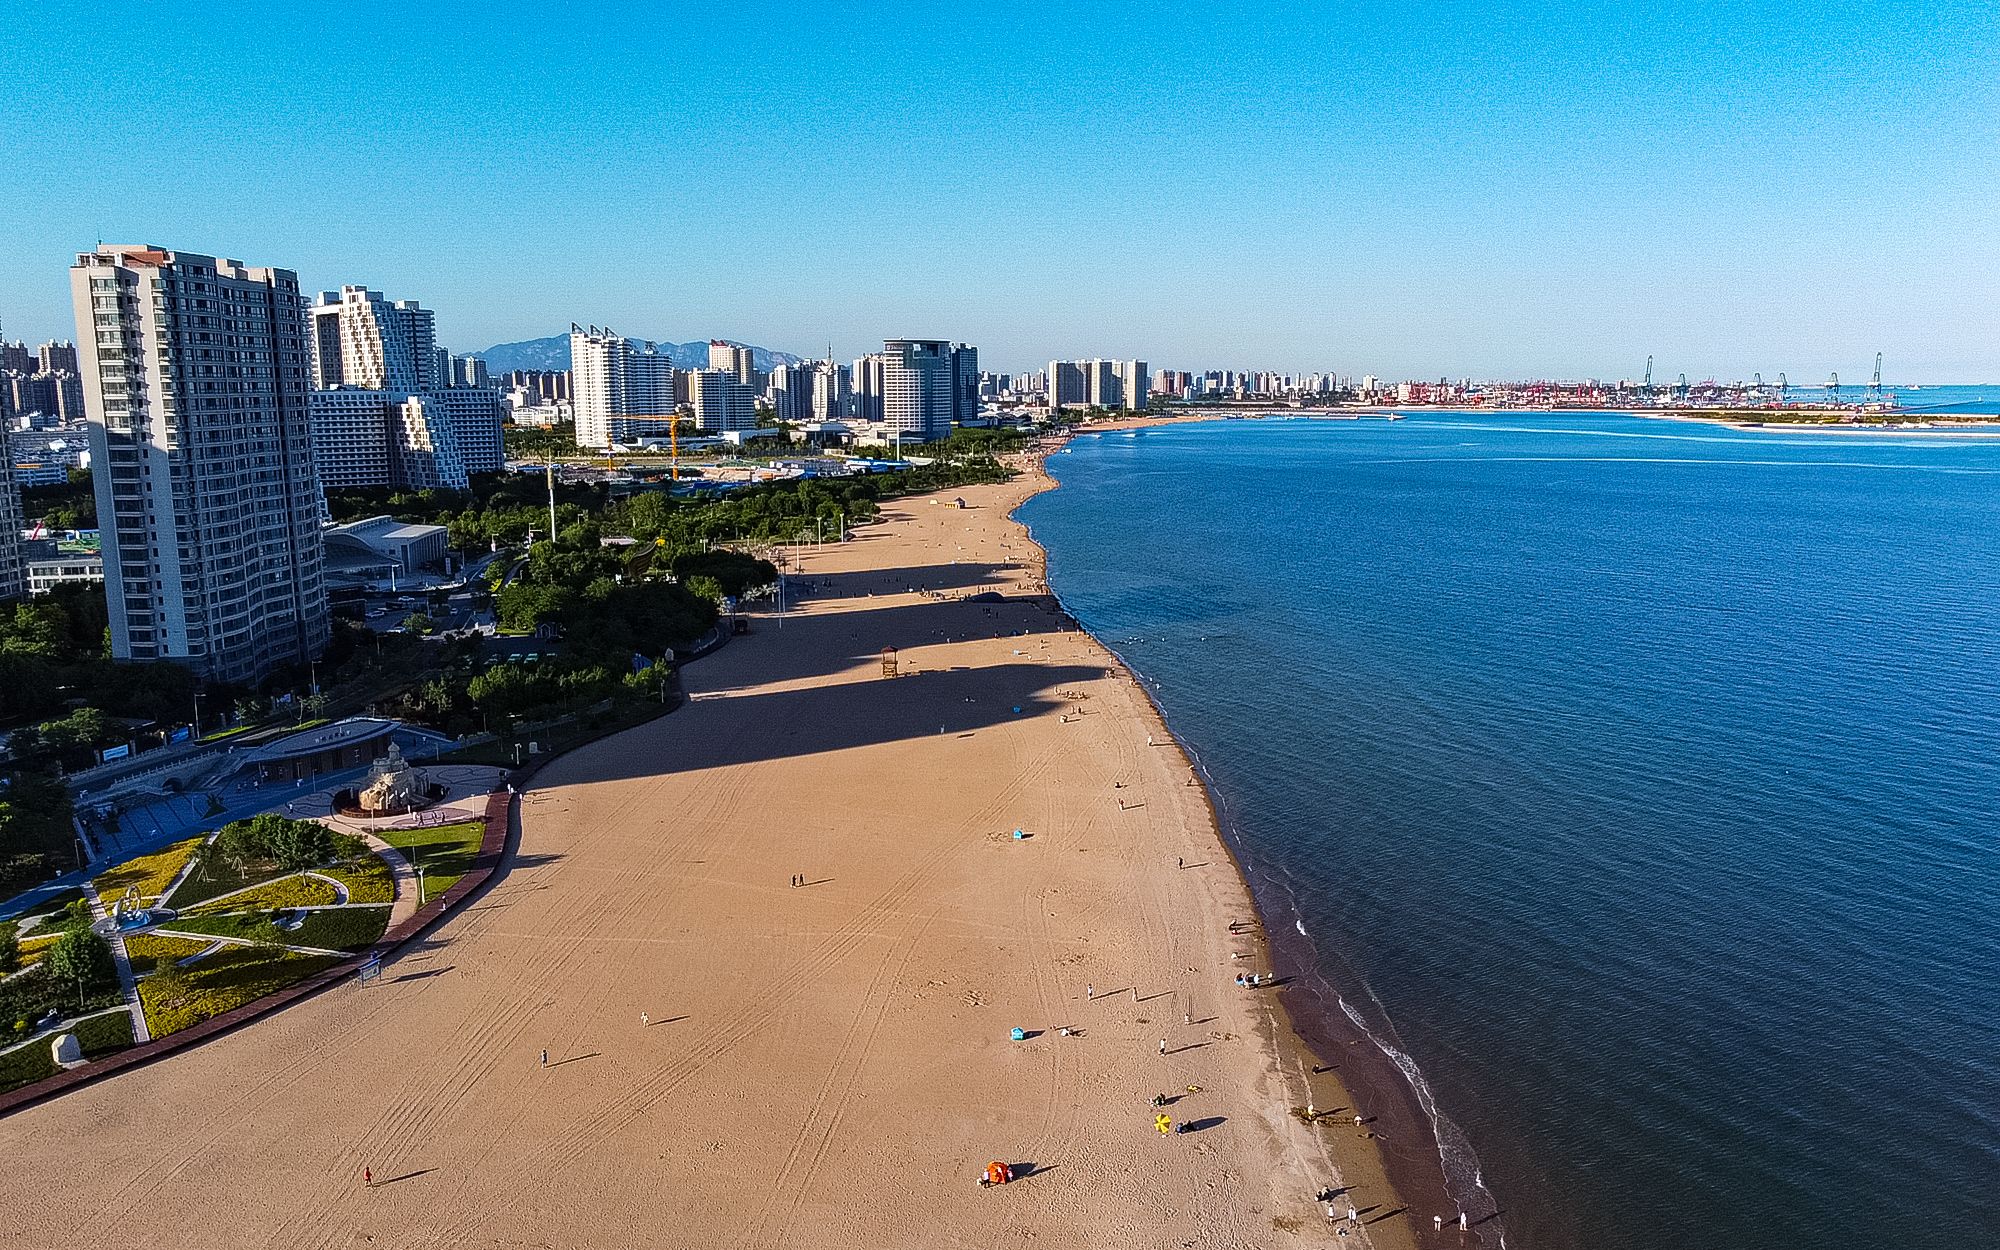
[0,809,429,1091]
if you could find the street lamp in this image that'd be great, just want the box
[192,692,206,739]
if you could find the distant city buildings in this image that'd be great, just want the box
[308,286,503,489]
[1,336,86,428]
[71,244,328,684]
[570,325,678,448]
[689,368,756,432]
[708,341,756,386]
[0,417,24,600]
[1045,358,1147,413]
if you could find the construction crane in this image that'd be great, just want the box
[1868,353,1883,401]
[1676,372,1689,402]
[1642,355,1653,394]
[1825,372,1840,406]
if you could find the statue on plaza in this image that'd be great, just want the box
[358,743,428,815]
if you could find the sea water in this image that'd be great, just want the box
[1018,413,2000,1250]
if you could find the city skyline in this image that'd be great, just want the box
[2,4,1997,378]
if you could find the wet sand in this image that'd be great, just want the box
[0,466,1419,1248]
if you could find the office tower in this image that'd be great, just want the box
[36,341,78,375]
[708,341,755,386]
[880,339,955,442]
[951,343,979,423]
[1047,360,1085,412]
[851,353,884,423]
[689,369,755,431]
[309,286,438,391]
[72,244,328,683]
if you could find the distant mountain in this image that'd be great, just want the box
[471,333,804,376]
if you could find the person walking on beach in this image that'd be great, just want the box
[1159,1037,1167,1056]
[1459,1213,1468,1231]
[1086,983,1093,1000]
[1347,1206,1357,1224]
[540,1049,548,1068]
[1435,1215,1443,1232]
[641,1012,648,1027]
[363,1167,372,1187]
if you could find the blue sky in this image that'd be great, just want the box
[2,1,1995,377]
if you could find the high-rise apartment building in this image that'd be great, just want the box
[810,361,851,423]
[571,325,676,448]
[0,420,25,601]
[36,341,78,375]
[881,339,956,442]
[1047,358,1148,412]
[310,286,501,489]
[708,341,755,386]
[851,353,884,423]
[689,369,756,431]
[310,287,437,391]
[72,244,328,683]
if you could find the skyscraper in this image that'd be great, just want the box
[881,339,956,442]
[1047,360,1085,412]
[570,326,675,448]
[0,420,24,601]
[951,343,979,424]
[309,287,438,391]
[851,353,884,423]
[72,245,328,683]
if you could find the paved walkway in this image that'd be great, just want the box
[357,834,422,927]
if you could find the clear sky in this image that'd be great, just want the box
[2,1,1995,378]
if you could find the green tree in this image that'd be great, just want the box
[0,920,17,976]
[255,814,333,871]
[46,925,114,993]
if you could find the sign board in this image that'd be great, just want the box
[169,726,192,744]
[357,956,383,985]
[98,743,131,763]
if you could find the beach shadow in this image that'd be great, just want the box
[1168,1042,1210,1055]
[1088,989,1130,1002]
[1136,990,1174,1003]
[649,1015,689,1026]
[1366,1206,1407,1225]
[1179,861,1210,869]
[1312,1064,1335,1074]
[549,1052,600,1067]
[1117,802,1148,811]
[801,878,834,887]
[373,1169,433,1187]
[1179,1116,1226,1133]
[1017,1029,1045,1040]
[1473,1210,1505,1227]
[390,966,453,983]
[1007,1162,1056,1179]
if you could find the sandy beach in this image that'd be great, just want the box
[0,463,1419,1248]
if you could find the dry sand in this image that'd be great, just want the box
[0,467,1419,1248]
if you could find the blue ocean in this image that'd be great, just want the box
[1017,413,2000,1250]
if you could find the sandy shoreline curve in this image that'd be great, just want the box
[0,448,1424,1248]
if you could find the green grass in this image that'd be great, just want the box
[13,933,54,972]
[138,946,343,1039]
[318,854,395,904]
[379,821,486,899]
[163,852,271,909]
[0,1037,57,1094]
[74,1009,134,1057]
[185,874,340,915]
[121,932,214,974]
[283,907,389,951]
[92,837,205,906]
[440,699,673,767]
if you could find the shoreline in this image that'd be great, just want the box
[1014,434,1475,1246]
[1064,406,2000,436]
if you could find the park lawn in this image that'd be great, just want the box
[74,1008,135,1057]
[379,821,486,898]
[165,905,389,952]
[284,906,390,952]
[185,874,340,915]
[0,1037,57,1094]
[161,849,273,909]
[122,932,214,975]
[139,946,343,1039]
[319,854,396,904]
[92,836,205,906]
